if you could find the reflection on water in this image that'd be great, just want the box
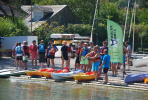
[0,78,148,100]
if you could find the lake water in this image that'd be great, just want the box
[0,78,148,100]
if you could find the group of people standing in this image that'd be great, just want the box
[12,40,74,70]
[12,40,58,70]
[74,41,110,83]
[12,39,131,84]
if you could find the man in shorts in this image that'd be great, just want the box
[100,50,110,84]
[29,40,38,67]
[22,41,29,70]
[61,41,69,68]
[15,42,23,70]
[38,40,46,67]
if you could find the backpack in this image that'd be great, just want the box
[15,46,23,54]
[39,44,45,52]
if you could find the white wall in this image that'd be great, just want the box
[1,36,38,50]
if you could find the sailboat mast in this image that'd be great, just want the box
[90,0,99,42]
[123,0,131,42]
[128,2,135,40]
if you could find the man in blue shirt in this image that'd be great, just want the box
[100,49,110,84]
[38,40,46,67]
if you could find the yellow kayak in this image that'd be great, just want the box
[73,72,96,81]
[25,71,43,77]
[25,68,55,77]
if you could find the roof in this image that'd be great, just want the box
[21,5,67,17]
[21,5,67,31]
[27,5,53,12]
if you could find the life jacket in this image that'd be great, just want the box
[38,44,45,52]
[23,46,29,54]
[67,47,72,52]
[49,48,56,55]
[30,44,38,53]
[76,47,81,55]
[15,46,23,54]
[91,51,100,62]
[81,47,89,56]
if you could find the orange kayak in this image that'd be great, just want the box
[144,78,148,84]
[42,72,52,78]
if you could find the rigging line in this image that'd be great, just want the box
[123,0,131,42]
[128,2,135,40]
[132,0,137,54]
[90,0,99,42]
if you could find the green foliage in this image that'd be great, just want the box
[66,24,91,36]
[0,17,29,37]
[34,22,65,43]
[137,8,148,24]
[98,2,121,22]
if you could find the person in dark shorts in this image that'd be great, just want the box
[15,42,23,70]
[22,41,29,70]
[100,49,110,84]
[61,41,69,68]
[38,40,46,67]
[46,41,58,67]
[75,43,82,70]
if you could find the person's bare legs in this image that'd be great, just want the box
[68,58,70,67]
[88,61,92,72]
[31,59,34,67]
[61,58,64,68]
[80,64,83,70]
[66,60,69,67]
[83,65,87,72]
[47,58,50,67]
[115,64,118,76]
[104,73,108,83]
[51,59,55,67]
[112,63,117,76]
[23,62,27,70]
[111,63,115,76]
[16,60,19,70]
[127,57,130,70]
[35,59,37,66]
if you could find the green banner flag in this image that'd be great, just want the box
[107,19,123,63]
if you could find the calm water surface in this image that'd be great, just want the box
[0,78,148,100]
